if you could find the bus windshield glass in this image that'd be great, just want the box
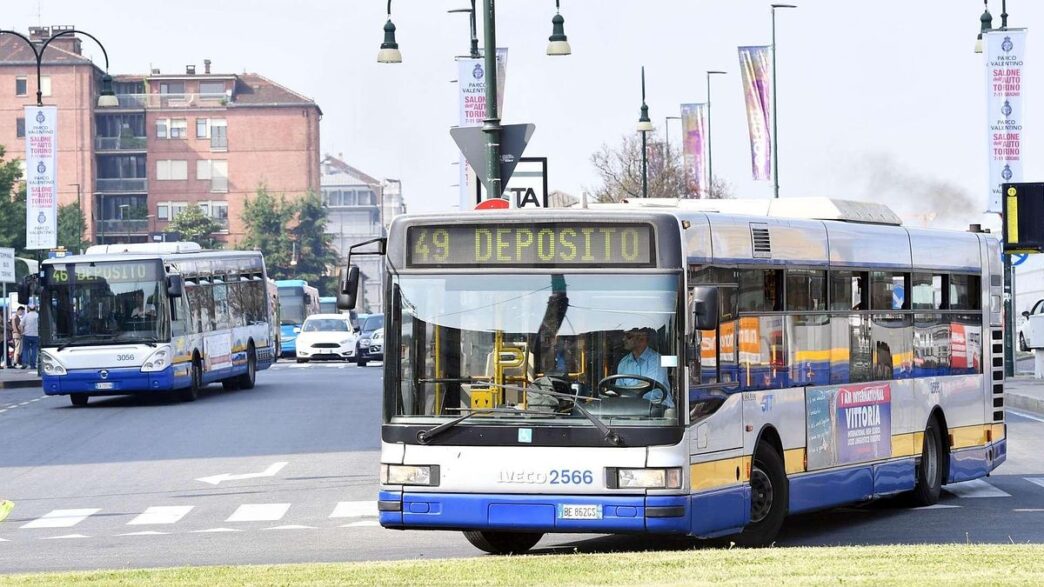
[278,288,307,325]
[41,260,170,346]
[393,273,680,426]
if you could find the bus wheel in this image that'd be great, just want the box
[735,443,788,547]
[180,358,202,402]
[236,345,256,390]
[906,417,944,507]
[357,359,368,367]
[70,393,88,407]
[462,530,543,555]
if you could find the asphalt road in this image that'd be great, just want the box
[1,363,1043,574]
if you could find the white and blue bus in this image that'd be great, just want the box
[36,242,277,406]
[350,199,1005,553]
[276,279,320,357]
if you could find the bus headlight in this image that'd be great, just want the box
[40,352,66,376]
[614,468,682,489]
[380,464,439,486]
[141,347,170,372]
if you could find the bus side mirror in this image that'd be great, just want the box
[167,275,184,298]
[692,286,719,331]
[337,266,360,310]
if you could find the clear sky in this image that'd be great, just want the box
[7,0,1042,230]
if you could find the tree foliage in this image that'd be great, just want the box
[167,205,222,249]
[0,145,28,256]
[292,191,340,292]
[57,203,90,254]
[590,133,733,201]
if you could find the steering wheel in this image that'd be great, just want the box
[596,374,669,404]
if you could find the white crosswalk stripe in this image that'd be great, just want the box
[943,479,1011,498]
[329,501,378,519]
[226,503,291,522]
[22,509,100,529]
[1025,478,1044,490]
[128,506,195,526]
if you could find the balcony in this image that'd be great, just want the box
[97,219,149,234]
[95,136,147,152]
[111,94,147,109]
[110,93,230,110]
[95,178,147,192]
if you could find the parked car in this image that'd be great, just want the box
[356,314,384,367]
[295,314,357,363]
[1020,299,1044,351]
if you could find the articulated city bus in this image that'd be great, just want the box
[349,200,1004,553]
[275,279,320,357]
[35,242,277,406]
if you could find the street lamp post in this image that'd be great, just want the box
[0,28,117,107]
[448,0,481,59]
[770,4,796,199]
[706,70,726,197]
[636,66,654,199]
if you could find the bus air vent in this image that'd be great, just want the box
[750,224,772,258]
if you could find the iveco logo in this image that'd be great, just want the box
[498,470,548,484]
[99,370,109,380]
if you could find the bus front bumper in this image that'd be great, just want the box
[377,490,693,534]
[42,365,177,395]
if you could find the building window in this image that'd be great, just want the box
[199,81,225,95]
[196,160,212,180]
[16,117,25,138]
[198,160,228,192]
[40,76,51,97]
[170,119,188,139]
[198,202,210,217]
[196,118,208,138]
[157,204,170,220]
[15,77,27,96]
[209,119,227,150]
[159,82,185,95]
[212,201,228,221]
[155,119,168,139]
[169,202,188,218]
[157,160,188,181]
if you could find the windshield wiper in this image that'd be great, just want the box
[57,333,115,351]
[416,407,554,444]
[493,382,622,447]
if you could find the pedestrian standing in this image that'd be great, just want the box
[11,306,24,368]
[20,305,39,370]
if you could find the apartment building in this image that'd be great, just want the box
[1,26,321,245]
[320,154,406,314]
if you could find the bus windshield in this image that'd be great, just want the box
[393,273,681,426]
[41,261,170,346]
[279,288,307,325]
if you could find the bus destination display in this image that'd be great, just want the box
[406,223,655,268]
[49,261,161,284]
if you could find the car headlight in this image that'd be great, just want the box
[380,464,439,486]
[41,351,67,376]
[372,331,384,341]
[359,338,371,346]
[613,467,682,489]
[339,339,354,346]
[140,347,170,372]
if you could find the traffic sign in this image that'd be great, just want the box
[476,157,548,208]
[0,248,14,283]
[451,123,535,198]
[474,198,509,210]
[1002,182,1044,253]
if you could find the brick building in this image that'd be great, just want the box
[1,26,321,245]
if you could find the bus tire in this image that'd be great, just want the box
[70,393,88,407]
[357,359,368,367]
[237,345,256,390]
[906,417,944,507]
[221,379,239,391]
[296,358,309,364]
[462,530,543,555]
[735,443,788,547]
[180,358,202,402]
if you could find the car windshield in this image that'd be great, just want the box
[391,273,681,427]
[362,315,384,333]
[302,319,350,332]
[41,260,170,346]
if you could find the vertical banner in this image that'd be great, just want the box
[738,46,773,181]
[680,103,707,197]
[985,30,1027,213]
[457,48,508,209]
[25,106,58,249]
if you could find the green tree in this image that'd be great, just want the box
[57,202,90,253]
[168,205,222,249]
[240,185,295,279]
[0,145,27,255]
[292,191,340,294]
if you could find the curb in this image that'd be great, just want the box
[1007,391,1044,416]
[0,378,42,390]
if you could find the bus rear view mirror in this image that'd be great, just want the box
[337,266,360,310]
[692,286,719,331]
[167,275,184,298]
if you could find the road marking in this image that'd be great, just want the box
[0,537,8,542]
[40,534,89,540]
[913,504,961,510]
[118,531,170,536]
[1008,409,1044,424]
[264,525,316,530]
[128,506,194,526]
[329,501,378,518]
[1025,478,1044,490]
[943,479,1011,498]
[197,462,288,485]
[1014,508,1044,512]
[226,503,290,522]
[340,520,379,528]
[193,528,242,533]
[22,509,100,529]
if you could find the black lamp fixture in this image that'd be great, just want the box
[377,0,402,63]
[547,0,571,56]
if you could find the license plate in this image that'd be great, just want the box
[94,382,114,390]
[558,504,602,520]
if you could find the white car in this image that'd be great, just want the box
[1020,299,1044,351]
[295,314,357,363]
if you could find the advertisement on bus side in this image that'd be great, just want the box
[806,382,893,470]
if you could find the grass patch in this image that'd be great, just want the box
[3,544,1044,586]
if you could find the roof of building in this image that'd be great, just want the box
[321,154,382,187]
[232,73,320,113]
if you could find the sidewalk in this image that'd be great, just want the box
[0,367,42,390]
[1005,376,1044,416]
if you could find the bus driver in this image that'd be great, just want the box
[617,327,671,407]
